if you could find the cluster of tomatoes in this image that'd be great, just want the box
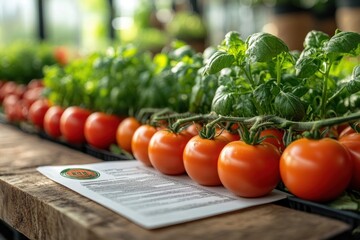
[1,82,359,203]
[118,117,360,203]
[0,79,123,149]
[0,79,45,124]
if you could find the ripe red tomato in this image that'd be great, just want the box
[218,141,281,198]
[84,112,123,149]
[185,123,202,136]
[280,138,353,202]
[216,128,240,142]
[131,125,157,166]
[339,126,356,138]
[27,99,50,129]
[148,129,192,175]
[44,105,65,138]
[183,135,229,186]
[339,133,360,191]
[3,94,20,122]
[27,79,44,89]
[260,128,285,152]
[60,106,91,145]
[0,81,17,102]
[14,84,26,98]
[22,86,43,109]
[116,117,141,153]
[54,47,68,66]
[4,97,28,121]
[13,99,27,121]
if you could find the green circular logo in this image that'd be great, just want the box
[60,168,100,180]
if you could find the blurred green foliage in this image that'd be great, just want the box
[0,41,57,84]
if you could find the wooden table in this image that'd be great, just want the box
[0,123,352,240]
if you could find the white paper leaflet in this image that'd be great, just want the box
[37,160,287,229]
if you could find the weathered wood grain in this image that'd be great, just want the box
[0,124,100,173]
[0,123,352,240]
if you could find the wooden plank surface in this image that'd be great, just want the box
[0,123,352,240]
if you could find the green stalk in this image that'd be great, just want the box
[327,86,345,105]
[240,64,255,89]
[158,111,360,141]
[274,111,360,131]
[276,55,282,85]
[320,61,333,119]
[170,112,217,133]
[202,115,227,139]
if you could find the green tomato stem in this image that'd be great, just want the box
[163,111,360,140]
[274,111,360,131]
[170,112,217,133]
[202,116,226,139]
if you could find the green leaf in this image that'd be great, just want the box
[170,45,195,60]
[205,51,235,74]
[222,31,246,56]
[253,81,278,113]
[304,30,329,49]
[189,74,218,113]
[295,56,321,78]
[211,85,236,116]
[153,53,170,73]
[274,91,305,121]
[223,31,243,48]
[246,32,289,62]
[203,46,217,63]
[328,191,360,211]
[325,31,360,57]
[233,93,257,117]
[217,73,233,86]
[292,86,308,98]
[346,66,360,94]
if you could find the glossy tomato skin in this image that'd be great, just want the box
[0,81,17,102]
[183,135,229,186]
[131,125,157,166]
[186,123,202,136]
[3,94,21,122]
[44,106,65,138]
[339,126,356,138]
[60,106,91,145]
[339,133,360,191]
[27,99,50,129]
[260,128,285,152]
[84,112,123,150]
[148,129,192,175]
[22,86,43,109]
[27,79,44,89]
[280,138,352,202]
[217,129,240,142]
[116,117,141,153]
[218,141,281,198]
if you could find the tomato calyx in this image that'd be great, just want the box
[349,122,360,133]
[236,115,277,145]
[166,112,214,134]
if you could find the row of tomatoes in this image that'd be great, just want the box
[0,79,44,123]
[52,114,360,203]
[1,80,359,203]
[122,119,360,203]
